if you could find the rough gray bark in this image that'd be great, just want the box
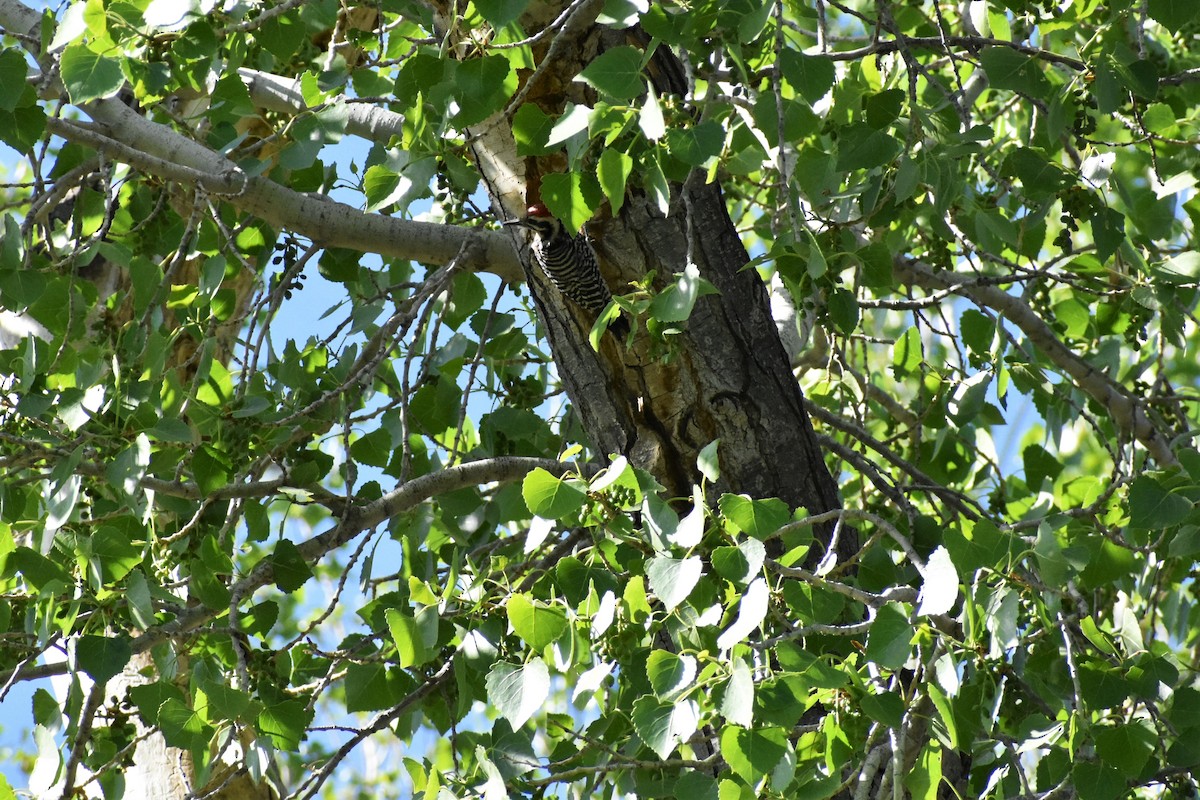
[468,12,853,561]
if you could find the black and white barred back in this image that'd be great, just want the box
[520,215,613,314]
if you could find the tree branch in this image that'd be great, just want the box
[68,100,523,280]
[236,67,408,142]
[895,257,1178,465]
[0,0,522,281]
[2,457,583,687]
[823,34,1087,72]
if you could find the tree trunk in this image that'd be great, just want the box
[466,12,852,562]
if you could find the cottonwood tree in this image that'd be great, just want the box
[1,0,1199,797]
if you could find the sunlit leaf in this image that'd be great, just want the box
[646,555,703,611]
[632,696,699,759]
[720,725,787,785]
[507,594,568,650]
[522,468,586,520]
[60,42,124,104]
[487,659,550,730]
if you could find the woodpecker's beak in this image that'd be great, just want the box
[501,219,526,228]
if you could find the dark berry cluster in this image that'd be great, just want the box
[503,375,545,410]
[433,158,474,221]
[271,236,305,299]
[1054,188,1101,255]
[1071,88,1098,143]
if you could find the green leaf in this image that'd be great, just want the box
[363,165,402,212]
[486,658,550,730]
[349,428,394,469]
[0,49,28,112]
[1094,722,1155,776]
[720,725,788,785]
[91,525,142,584]
[623,575,652,622]
[944,518,1016,573]
[243,601,278,638]
[859,691,905,729]
[827,288,858,334]
[540,172,602,234]
[719,494,790,540]
[649,263,714,323]
[864,89,905,130]
[948,371,991,424]
[597,148,633,214]
[475,0,528,27]
[577,46,644,100]
[717,577,769,650]
[506,594,568,650]
[1141,102,1176,134]
[387,608,431,668]
[960,308,994,357]
[1128,474,1192,529]
[1111,58,1158,100]
[906,742,943,800]
[647,650,697,699]
[270,539,312,593]
[0,102,47,151]
[675,772,719,800]
[258,696,313,750]
[1004,147,1072,197]
[1167,737,1200,769]
[1148,0,1199,31]
[781,581,845,624]
[548,103,592,147]
[1020,443,1061,493]
[632,696,700,759]
[779,50,835,104]
[452,55,515,127]
[1078,662,1132,710]
[720,658,754,727]
[836,123,901,171]
[980,46,1051,96]
[712,538,765,584]
[892,326,923,376]
[1090,207,1125,263]
[864,603,911,670]
[926,682,960,749]
[696,440,721,484]
[671,486,707,548]
[127,681,180,724]
[201,683,257,723]
[125,569,155,629]
[191,443,231,494]
[444,271,487,329]
[76,634,132,684]
[665,120,724,167]
[858,241,895,288]
[522,467,586,519]
[1072,762,1126,800]
[513,103,557,156]
[639,91,665,141]
[644,151,670,213]
[646,555,703,611]
[60,42,125,104]
[345,664,395,712]
[160,697,213,749]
